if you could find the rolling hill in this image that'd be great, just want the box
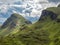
[0,6,60,45]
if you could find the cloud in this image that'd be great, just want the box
[0,4,9,13]
[0,0,20,4]
[0,18,7,23]
[10,4,27,8]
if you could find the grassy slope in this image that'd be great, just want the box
[47,7,60,15]
[0,7,60,45]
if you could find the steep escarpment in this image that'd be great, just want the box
[39,7,60,23]
[39,10,57,21]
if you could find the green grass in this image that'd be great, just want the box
[47,7,60,15]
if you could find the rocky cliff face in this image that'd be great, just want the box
[39,10,57,21]
[58,4,60,7]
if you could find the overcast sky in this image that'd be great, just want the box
[0,0,60,4]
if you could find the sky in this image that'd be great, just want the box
[48,0,60,3]
[0,0,60,24]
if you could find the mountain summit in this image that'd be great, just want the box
[0,13,31,35]
[39,7,60,23]
[1,13,31,29]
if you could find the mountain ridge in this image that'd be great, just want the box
[0,13,32,36]
[1,13,32,29]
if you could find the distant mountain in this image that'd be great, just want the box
[1,13,31,29]
[0,13,31,35]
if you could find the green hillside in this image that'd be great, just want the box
[0,13,31,36]
[0,7,60,45]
